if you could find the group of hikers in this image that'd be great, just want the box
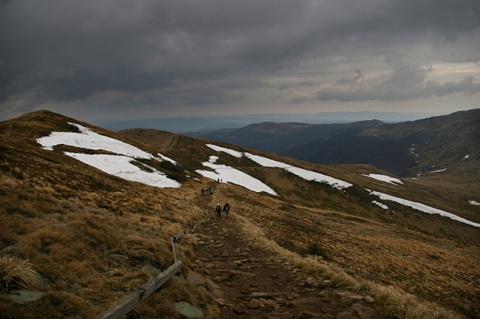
[201,187,214,196]
[200,182,230,218]
[215,202,230,218]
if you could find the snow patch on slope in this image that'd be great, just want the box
[37,123,180,188]
[363,173,403,185]
[367,189,480,228]
[196,155,278,195]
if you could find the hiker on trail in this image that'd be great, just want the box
[215,203,222,218]
[222,202,230,218]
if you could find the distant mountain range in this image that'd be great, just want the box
[94,111,437,133]
[185,109,480,177]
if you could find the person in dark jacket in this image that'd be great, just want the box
[222,202,230,218]
[215,203,222,218]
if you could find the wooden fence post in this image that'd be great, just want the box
[96,260,182,319]
[171,231,184,262]
[96,210,209,318]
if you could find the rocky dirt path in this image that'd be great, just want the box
[190,214,383,319]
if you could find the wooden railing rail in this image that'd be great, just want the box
[96,209,211,318]
[96,260,182,319]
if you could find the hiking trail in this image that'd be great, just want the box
[189,191,382,319]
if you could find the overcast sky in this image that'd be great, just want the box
[1,0,479,122]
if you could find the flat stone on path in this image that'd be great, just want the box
[248,299,262,309]
[186,270,208,286]
[352,303,376,319]
[337,290,365,300]
[175,301,203,318]
[7,290,45,305]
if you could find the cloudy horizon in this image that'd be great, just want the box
[1,0,479,123]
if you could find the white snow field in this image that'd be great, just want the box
[37,123,180,188]
[469,200,480,206]
[37,127,479,228]
[372,200,389,210]
[362,173,403,185]
[38,123,153,158]
[196,156,278,196]
[205,144,479,228]
[206,144,243,158]
[367,189,480,228]
[206,144,353,190]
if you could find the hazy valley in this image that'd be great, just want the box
[186,109,480,178]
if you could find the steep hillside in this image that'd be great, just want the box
[0,111,217,318]
[1,110,479,318]
[123,128,480,317]
[186,109,480,177]
[186,121,383,157]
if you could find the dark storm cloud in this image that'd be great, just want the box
[0,0,479,118]
[0,1,300,104]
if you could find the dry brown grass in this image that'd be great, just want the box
[211,178,476,319]
[0,256,43,292]
[218,171,480,316]
[1,110,478,319]
[0,151,213,319]
[234,211,464,319]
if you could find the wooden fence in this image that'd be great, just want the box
[96,261,182,319]
[96,210,211,319]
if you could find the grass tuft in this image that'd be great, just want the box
[234,213,464,319]
[306,242,332,261]
[0,256,43,291]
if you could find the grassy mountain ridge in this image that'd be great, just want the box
[122,127,480,229]
[1,111,216,318]
[121,122,480,316]
[186,109,480,178]
[1,110,479,318]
